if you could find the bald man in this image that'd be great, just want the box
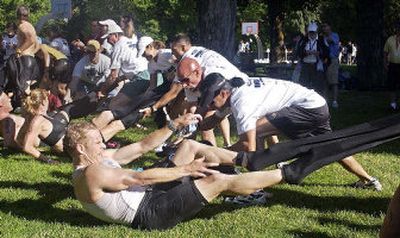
[141,34,245,146]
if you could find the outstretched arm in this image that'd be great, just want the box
[141,82,183,117]
[107,113,202,165]
[89,158,219,192]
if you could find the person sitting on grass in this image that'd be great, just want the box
[65,108,400,230]
[0,90,26,148]
[16,88,118,164]
[17,88,68,163]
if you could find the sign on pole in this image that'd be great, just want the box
[51,0,72,19]
[241,22,258,35]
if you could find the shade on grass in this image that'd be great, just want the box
[0,91,398,237]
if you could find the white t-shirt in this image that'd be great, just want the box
[178,46,248,102]
[230,78,326,135]
[73,54,111,85]
[2,34,18,60]
[148,49,175,74]
[110,36,148,78]
[50,37,71,57]
[125,34,138,52]
[303,38,318,63]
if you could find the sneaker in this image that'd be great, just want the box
[276,161,290,169]
[224,190,272,206]
[331,101,339,109]
[350,177,382,191]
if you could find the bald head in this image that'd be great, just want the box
[177,58,203,88]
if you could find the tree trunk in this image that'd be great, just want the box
[197,0,237,60]
[356,0,384,90]
[267,0,285,63]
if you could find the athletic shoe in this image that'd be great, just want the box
[331,101,339,109]
[350,177,382,191]
[276,161,290,169]
[224,190,272,206]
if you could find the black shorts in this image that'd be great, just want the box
[106,80,149,119]
[387,63,400,91]
[131,178,208,230]
[266,104,332,139]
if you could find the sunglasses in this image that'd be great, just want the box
[179,68,198,84]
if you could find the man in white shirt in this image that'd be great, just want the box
[179,62,381,189]
[91,20,150,140]
[69,40,111,99]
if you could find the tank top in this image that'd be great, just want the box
[72,158,146,224]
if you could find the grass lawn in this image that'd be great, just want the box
[0,90,399,238]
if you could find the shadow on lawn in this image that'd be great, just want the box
[0,180,105,227]
[269,187,389,216]
[287,217,381,237]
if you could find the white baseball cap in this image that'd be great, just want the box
[307,22,318,32]
[137,36,154,57]
[100,19,123,39]
[98,19,115,26]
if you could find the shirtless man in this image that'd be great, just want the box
[5,6,40,107]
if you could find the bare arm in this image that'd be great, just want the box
[18,117,43,158]
[87,158,219,192]
[199,110,225,131]
[99,68,119,96]
[229,129,256,152]
[141,82,183,117]
[107,113,202,165]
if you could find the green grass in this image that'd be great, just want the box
[0,91,399,237]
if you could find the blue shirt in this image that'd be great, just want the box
[324,32,340,58]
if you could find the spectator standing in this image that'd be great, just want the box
[346,41,353,65]
[322,23,340,108]
[298,22,329,96]
[384,22,400,111]
[351,43,357,65]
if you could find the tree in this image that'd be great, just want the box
[356,0,385,90]
[196,0,237,60]
[0,0,50,30]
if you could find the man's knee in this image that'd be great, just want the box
[201,173,230,190]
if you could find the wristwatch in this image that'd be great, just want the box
[167,120,177,132]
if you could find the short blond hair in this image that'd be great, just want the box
[22,88,49,115]
[64,121,98,156]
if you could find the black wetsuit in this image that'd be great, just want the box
[4,54,40,107]
[40,113,68,146]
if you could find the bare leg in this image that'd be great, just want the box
[92,111,115,130]
[266,135,279,146]
[380,184,400,238]
[219,117,231,146]
[100,120,126,142]
[201,129,217,146]
[256,117,281,138]
[194,169,283,202]
[172,139,237,166]
[338,156,372,182]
